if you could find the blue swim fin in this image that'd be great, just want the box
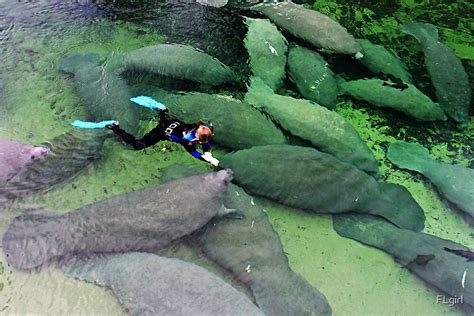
[130,96,167,110]
[70,120,116,129]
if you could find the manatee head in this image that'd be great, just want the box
[192,169,233,205]
[29,146,49,162]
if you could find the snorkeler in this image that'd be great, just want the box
[107,108,219,166]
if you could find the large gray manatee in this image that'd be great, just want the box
[61,253,263,316]
[2,170,235,270]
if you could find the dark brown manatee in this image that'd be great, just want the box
[3,170,235,270]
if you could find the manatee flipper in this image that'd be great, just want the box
[2,209,70,270]
[57,53,102,74]
[217,205,244,219]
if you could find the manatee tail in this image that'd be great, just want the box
[367,183,425,231]
[2,209,70,270]
[57,53,102,74]
[386,141,432,173]
[245,76,275,109]
[401,22,439,45]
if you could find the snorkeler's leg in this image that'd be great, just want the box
[110,126,147,150]
[136,125,167,148]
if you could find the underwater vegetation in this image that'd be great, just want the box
[0,0,472,314]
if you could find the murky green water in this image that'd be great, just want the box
[0,0,472,315]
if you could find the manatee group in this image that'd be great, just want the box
[161,164,333,316]
[3,170,234,270]
[245,77,379,174]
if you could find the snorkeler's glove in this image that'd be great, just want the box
[202,152,219,167]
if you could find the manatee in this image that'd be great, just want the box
[338,78,446,121]
[58,53,142,133]
[123,44,236,87]
[220,145,425,231]
[356,39,413,84]
[2,170,235,270]
[0,130,107,200]
[402,22,471,125]
[287,43,339,109]
[245,77,378,174]
[244,18,288,91]
[61,253,263,316]
[253,1,362,56]
[162,91,287,149]
[162,164,333,316]
[333,214,474,308]
[195,0,228,7]
[387,141,474,218]
[0,139,49,183]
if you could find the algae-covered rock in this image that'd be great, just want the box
[166,92,287,149]
[253,1,362,56]
[356,39,413,84]
[402,22,471,125]
[338,79,446,121]
[245,77,378,174]
[0,130,108,200]
[61,253,263,316]
[387,141,474,218]
[220,144,425,231]
[162,164,333,316]
[123,44,237,87]
[287,43,338,109]
[333,214,474,308]
[58,53,141,134]
[244,18,288,91]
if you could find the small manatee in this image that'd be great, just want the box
[3,170,234,270]
[0,139,49,183]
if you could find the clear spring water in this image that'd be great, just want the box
[0,0,472,315]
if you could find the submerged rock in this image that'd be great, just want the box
[356,39,413,84]
[220,144,425,231]
[244,18,288,91]
[333,214,474,308]
[61,253,263,316]
[253,1,362,56]
[402,22,471,125]
[123,44,237,87]
[387,141,473,218]
[287,43,339,109]
[338,78,446,121]
[58,53,141,134]
[3,170,234,270]
[245,77,378,174]
[165,91,287,149]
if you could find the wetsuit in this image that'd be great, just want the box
[110,110,211,161]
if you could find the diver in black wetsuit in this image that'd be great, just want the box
[107,109,219,166]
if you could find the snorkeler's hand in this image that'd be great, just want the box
[202,152,219,167]
[106,121,120,130]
